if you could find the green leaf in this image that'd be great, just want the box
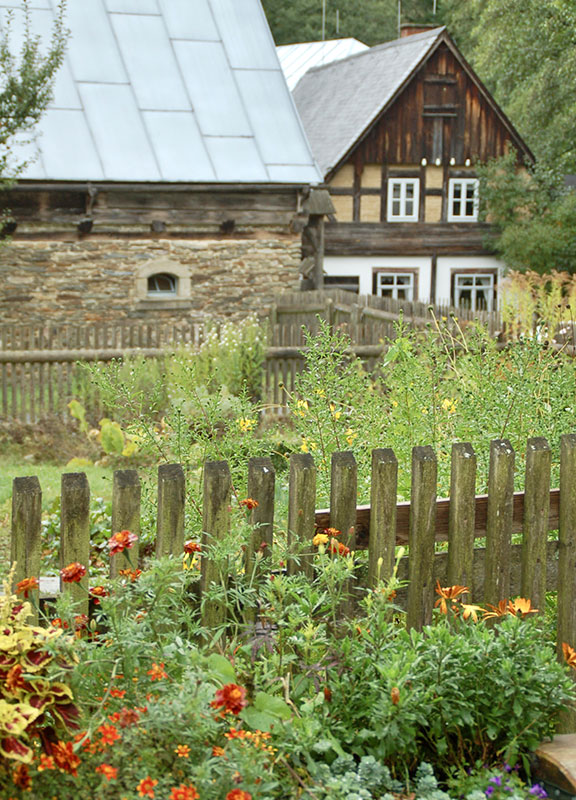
[241,706,277,732]
[206,653,236,683]
[253,691,292,720]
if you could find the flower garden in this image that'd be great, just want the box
[3,315,576,799]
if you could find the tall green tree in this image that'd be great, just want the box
[0,0,67,185]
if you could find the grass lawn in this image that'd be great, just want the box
[0,454,114,578]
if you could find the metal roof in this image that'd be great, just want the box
[277,38,368,90]
[0,0,322,184]
[292,27,445,177]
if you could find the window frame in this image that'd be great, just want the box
[451,269,496,311]
[147,272,178,297]
[386,178,420,222]
[372,268,418,301]
[447,178,479,222]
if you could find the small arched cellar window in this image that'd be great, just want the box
[147,272,178,296]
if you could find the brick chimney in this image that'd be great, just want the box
[400,23,438,37]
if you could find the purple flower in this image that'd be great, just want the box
[485,788,495,798]
[490,776,503,788]
[529,784,547,799]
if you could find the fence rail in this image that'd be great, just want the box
[8,435,576,659]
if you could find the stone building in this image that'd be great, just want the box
[0,0,322,325]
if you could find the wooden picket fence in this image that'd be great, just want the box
[8,434,576,658]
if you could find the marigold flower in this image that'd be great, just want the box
[174,744,190,758]
[563,642,576,669]
[109,687,126,699]
[391,687,400,705]
[51,740,81,777]
[37,754,56,771]
[96,763,118,781]
[212,745,226,757]
[226,790,252,800]
[119,568,142,582]
[434,581,469,614]
[137,777,158,798]
[51,617,69,629]
[211,683,248,715]
[16,576,39,598]
[60,562,87,583]
[324,527,341,537]
[12,764,31,790]
[108,529,138,556]
[109,707,140,728]
[98,723,121,746]
[147,662,167,681]
[183,540,201,554]
[313,532,329,547]
[90,585,109,604]
[169,785,200,800]
[329,538,350,557]
[75,614,89,631]
[240,498,259,510]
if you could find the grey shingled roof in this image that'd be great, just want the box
[0,0,322,184]
[277,38,368,90]
[292,27,445,177]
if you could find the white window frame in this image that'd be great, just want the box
[375,271,415,301]
[447,178,479,222]
[454,272,495,311]
[386,178,420,222]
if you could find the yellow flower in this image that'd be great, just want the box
[345,428,357,445]
[300,437,317,453]
[391,399,398,408]
[441,398,457,414]
[295,399,309,417]
[330,403,342,420]
[421,408,428,415]
[237,417,256,433]
[315,388,326,397]
[313,533,329,547]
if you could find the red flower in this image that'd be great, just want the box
[226,791,252,800]
[90,585,109,604]
[74,614,89,631]
[211,684,248,716]
[108,529,138,556]
[137,776,158,797]
[109,687,126,699]
[147,662,167,681]
[60,562,87,583]
[174,744,190,758]
[51,740,81,777]
[240,498,259,510]
[38,754,56,771]
[169,785,200,800]
[119,568,142,582]
[51,617,69,629]
[329,538,350,557]
[109,707,140,728]
[98,723,121,746]
[183,540,201,554]
[96,763,118,781]
[16,576,39,598]
[12,763,32,790]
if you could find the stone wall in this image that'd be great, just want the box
[0,235,302,324]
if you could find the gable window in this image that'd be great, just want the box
[454,273,494,311]
[448,179,479,221]
[374,270,415,301]
[387,178,419,222]
[147,273,178,296]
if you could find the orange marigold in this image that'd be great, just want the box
[119,567,142,581]
[226,791,252,800]
[183,540,201,554]
[239,498,259,510]
[329,538,350,557]
[210,683,248,716]
[98,723,121,746]
[147,662,167,681]
[96,763,118,781]
[137,777,158,798]
[90,585,109,604]
[37,754,55,771]
[563,642,576,669]
[52,740,81,777]
[15,576,39,598]
[108,529,138,556]
[169,784,200,800]
[212,745,226,757]
[60,562,87,583]
[12,764,31,790]
[174,744,190,758]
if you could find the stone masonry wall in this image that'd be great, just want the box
[0,236,302,324]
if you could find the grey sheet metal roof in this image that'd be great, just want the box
[0,0,322,184]
[277,38,368,90]
[292,27,445,177]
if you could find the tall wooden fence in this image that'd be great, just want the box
[9,434,576,659]
[0,291,510,422]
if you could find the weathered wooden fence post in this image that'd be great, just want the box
[406,446,437,631]
[367,448,398,588]
[245,457,275,577]
[521,437,551,610]
[60,473,90,615]
[111,469,141,578]
[447,442,477,594]
[287,453,316,578]
[155,464,185,559]
[330,451,358,549]
[484,440,515,605]
[201,461,231,634]
[558,434,576,732]
[11,476,42,622]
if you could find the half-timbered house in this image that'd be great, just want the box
[0,0,322,325]
[293,25,534,309]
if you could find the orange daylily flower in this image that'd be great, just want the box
[460,604,484,622]
[563,642,576,669]
[483,599,510,619]
[434,581,469,614]
[508,597,538,616]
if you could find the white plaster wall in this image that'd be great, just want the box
[324,256,433,300]
[435,255,504,306]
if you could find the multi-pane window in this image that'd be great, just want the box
[448,179,479,221]
[147,273,177,296]
[454,273,494,311]
[387,178,419,222]
[375,271,414,301]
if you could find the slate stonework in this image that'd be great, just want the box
[0,237,301,324]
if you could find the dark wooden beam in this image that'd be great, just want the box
[325,222,496,256]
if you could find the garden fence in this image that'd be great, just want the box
[0,291,503,422]
[9,435,576,659]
